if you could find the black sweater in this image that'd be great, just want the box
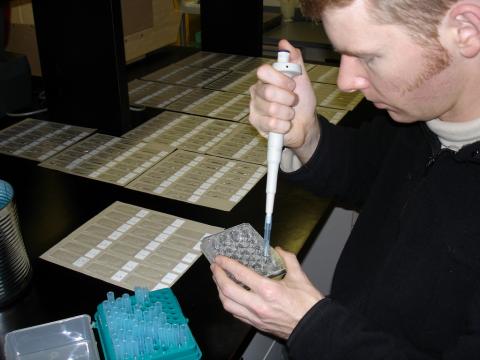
[285,115,480,359]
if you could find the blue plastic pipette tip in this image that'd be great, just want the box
[263,215,272,257]
[102,288,190,359]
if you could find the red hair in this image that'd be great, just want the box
[299,0,458,43]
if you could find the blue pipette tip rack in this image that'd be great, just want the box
[94,287,202,360]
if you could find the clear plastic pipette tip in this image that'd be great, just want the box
[263,214,272,257]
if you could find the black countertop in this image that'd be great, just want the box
[0,145,332,359]
[0,46,377,359]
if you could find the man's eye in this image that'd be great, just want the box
[363,56,378,67]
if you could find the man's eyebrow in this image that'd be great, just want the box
[333,47,377,57]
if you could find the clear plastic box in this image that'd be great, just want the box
[4,315,100,360]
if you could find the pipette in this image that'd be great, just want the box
[264,50,302,257]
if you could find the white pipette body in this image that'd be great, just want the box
[264,50,302,256]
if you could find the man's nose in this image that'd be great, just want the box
[336,55,369,93]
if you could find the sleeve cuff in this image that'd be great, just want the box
[287,297,333,349]
[280,116,327,175]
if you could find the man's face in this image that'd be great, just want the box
[322,0,462,123]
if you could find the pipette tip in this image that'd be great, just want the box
[263,214,272,257]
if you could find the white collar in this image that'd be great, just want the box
[426,117,480,152]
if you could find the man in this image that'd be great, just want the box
[211,0,480,358]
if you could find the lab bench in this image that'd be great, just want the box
[0,46,376,359]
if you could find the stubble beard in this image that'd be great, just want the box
[403,41,452,95]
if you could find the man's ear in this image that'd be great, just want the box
[449,3,480,58]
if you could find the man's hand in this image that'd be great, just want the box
[211,247,324,339]
[249,39,320,164]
